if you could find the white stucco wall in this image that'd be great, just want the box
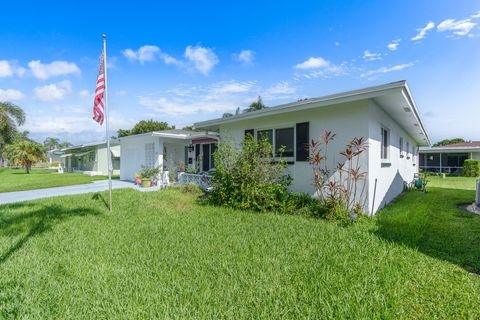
[472,152,480,160]
[213,99,420,215]
[96,144,121,175]
[367,101,418,213]
[120,136,190,181]
[217,100,371,198]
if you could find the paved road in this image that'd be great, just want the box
[0,180,135,205]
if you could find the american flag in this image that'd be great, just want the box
[93,50,106,125]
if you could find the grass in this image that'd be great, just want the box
[0,179,479,318]
[426,174,478,190]
[0,168,107,193]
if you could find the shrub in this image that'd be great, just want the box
[462,159,480,177]
[51,161,63,167]
[309,131,368,220]
[140,165,160,179]
[208,136,292,212]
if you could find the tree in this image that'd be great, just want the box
[0,102,26,145]
[44,137,60,150]
[4,140,46,173]
[58,141,73,149]
[117,120,174,137]
[244,96,266,112]
[222,113,233,118]
[433,138,465,147]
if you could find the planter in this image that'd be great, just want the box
[141,178,151,188]
[135,177,142,185]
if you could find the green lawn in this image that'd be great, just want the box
[0,180,479,318]
[0,168,107,193]
[427,175,478,190]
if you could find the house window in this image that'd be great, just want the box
[275,128,294,157]
[145,143,155,168]
[381,127,389,160]
[399,137,404,158]
[257,129,273,145]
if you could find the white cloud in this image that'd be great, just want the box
[210,81,256,94]
[28,60,80,80]
[0,60,13,77]
[263,82,297,100]
[335,42,340,46]
[122,45,159,64]
[184,45,219,75]
[116,90,128,97]
[295,57,330,69]
[437,18,477,36]
[363,50,382,61]
[234,49,255,64]
[387,39,401,51]
[34,80,72,101]
[361,62,414,78]
[0,88,25,101]
[411,21,435,41]
[78,90,90,98]
[123,45,181,66]
[472,11,480,19]
[0,60,26,77]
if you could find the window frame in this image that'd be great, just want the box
[255,125,296,161]
[381,127,390,161]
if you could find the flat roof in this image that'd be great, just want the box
[194,80,430,146]
[118,129,220,141]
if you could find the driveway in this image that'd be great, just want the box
[0,180,135,205]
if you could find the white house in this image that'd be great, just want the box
[46,149,64,167]
[61,140,121,176]
[119,129,219,181]
[194,81,430,214]
[419,141,480,174]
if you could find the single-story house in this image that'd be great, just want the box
[119,129,219,181]
[194,80,430,214]
[419,141,480,174]
[61,140,121,176]
[46,149,64,167]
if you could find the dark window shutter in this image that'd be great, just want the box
[296,122,309,161]
[244,129,254,139]
[195,144,200,162]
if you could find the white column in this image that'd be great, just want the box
[156,139,164,172]
[439,152,442,173]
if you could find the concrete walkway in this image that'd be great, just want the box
[0,180,136,205]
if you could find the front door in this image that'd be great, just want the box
[202,144,210,171]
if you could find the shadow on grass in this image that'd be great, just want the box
[373,187,480,274]
[0,203,102,265]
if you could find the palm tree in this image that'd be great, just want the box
[0,102,26,145]
[4,140,46,173]
[44,137,60,150]
[244,96,266,112]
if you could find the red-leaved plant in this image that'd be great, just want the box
[309,130,368,218]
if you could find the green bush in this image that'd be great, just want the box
[462,159,480,177]
[208,136,292,212]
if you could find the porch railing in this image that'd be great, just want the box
[178,173,213,190]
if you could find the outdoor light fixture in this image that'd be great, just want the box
[403,107,412,112]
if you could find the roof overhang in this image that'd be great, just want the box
[194,81,430,146]
[419,147,480,154]
[118,131,220,142]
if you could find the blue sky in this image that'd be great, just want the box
[0,1,479,144]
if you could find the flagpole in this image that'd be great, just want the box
[102,33,113,212]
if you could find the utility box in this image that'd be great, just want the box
[476,179,480,206]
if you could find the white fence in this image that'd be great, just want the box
[178,173,213,190]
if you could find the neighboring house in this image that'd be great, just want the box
[119,129,219,181]
[194,81,430,214]
[61,140,121,176]
[46,149,64,167]
[419,141,480,174]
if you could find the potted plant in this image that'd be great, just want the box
[134,173,142,185]
[140,165,160,188]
